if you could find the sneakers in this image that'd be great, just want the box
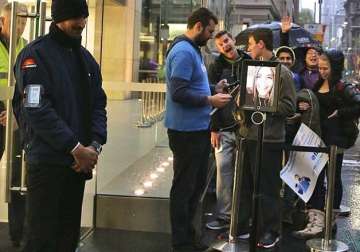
[229,232,250,241]
[257,232,280,249]
[206,218,230,230]
[216,230,250,241]
[292,209,324,239]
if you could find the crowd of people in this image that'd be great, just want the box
[165,7,360,252]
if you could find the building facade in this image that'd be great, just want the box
[343,0,360,79]
[343,0,360,50]
[226,0,299,36]
[321,0,345,49]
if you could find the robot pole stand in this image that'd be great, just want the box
[212,110,267,252]
[249,111,266,252]
[229,137,246,241]
[306,145,349,252]
[211,138,248,252]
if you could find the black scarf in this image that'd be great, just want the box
[49,22,92,145]
[49,22,82,49]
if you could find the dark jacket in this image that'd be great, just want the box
[12,29,107,166]
[315,81,360,148]
[208,50,251,131]
[313,50,360,148]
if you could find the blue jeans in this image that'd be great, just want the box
[214,131,237,221]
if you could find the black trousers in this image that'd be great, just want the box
[237,141,283,236]
[168,129,211,247]
[308,153,344,210]
[23,164,85,252]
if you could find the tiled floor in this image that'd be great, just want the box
[97,99,168,195]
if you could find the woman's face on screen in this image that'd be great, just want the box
[255,67,274,99]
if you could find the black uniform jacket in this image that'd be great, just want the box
[12,34,107,166]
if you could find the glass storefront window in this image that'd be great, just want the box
[96,0,201,198]
[138,0,201,83]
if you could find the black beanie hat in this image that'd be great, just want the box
[51,0,89,23]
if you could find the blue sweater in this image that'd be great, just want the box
[165,37,211,131]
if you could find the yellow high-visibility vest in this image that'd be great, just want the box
[0,37,26,87]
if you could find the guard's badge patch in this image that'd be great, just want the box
[21,58,37,69]
[24,84,43,108]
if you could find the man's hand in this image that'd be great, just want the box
[298,102,311,111]
[0,111,6,126]
[215,79,228,93]
[71,144,98,173]
[281,16,292,33]
[208,93,232,108]
[211,131,221,149]
[0,111,18,129]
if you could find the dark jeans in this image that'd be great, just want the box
[307,153,344,210]
[23,164,85,252]
[168,129,211,248]
[237,141,283,236]
[283,125,304,219]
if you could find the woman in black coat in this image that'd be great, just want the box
[293,49,360,239]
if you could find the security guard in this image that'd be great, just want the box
[0,2,27,248]
[12,0,107,251]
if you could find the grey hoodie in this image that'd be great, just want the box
[297,88,321,136]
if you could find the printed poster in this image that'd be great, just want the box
[280,123,328,202]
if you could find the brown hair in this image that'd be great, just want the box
[187,7,218,29]
[214,30,233,40]
[249,28,273,51]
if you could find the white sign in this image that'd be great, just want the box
[280,123,328,202]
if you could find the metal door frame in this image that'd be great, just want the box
[3,0,48,203]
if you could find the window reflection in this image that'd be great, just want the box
[139,0,201,83]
